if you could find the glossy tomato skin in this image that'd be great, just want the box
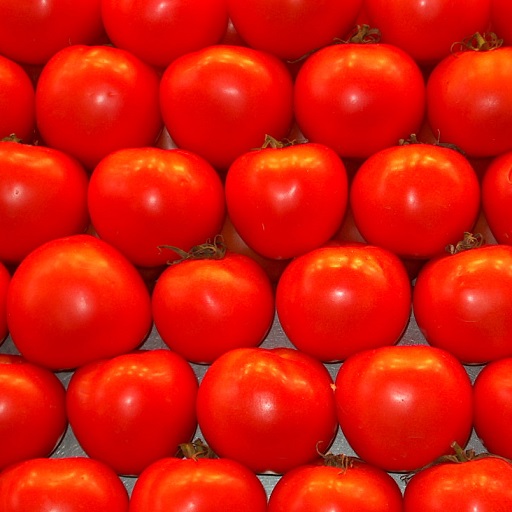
[0,141,89,266]
[364,0,491,66]
[0,457,129,512]
[102,0,229,68]
[0,262,10,344]
[7,234,153,371]
[427,45,512,158]
[130,456,268,512]
[267,459,403,512]
[88,147,226,268]
[294,42,426,159]
[276,245,411,363]
[0,354,67,471]
[350,144,481,260]
[473,358,512,459]
[227,0,363,60]
[36,45,162,170]
[225,142,348,259]
[160,45,294,171]
[66,349,198,476]
[152,252,275,364]
[196,347,339,474]
[403,456,512,511]
[413,244,512,364]
[334,345,473,473]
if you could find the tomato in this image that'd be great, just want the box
[130,451,267,511]
[363,0,491,67]
[267,456,403,512]
[66,349,198,476]
[87,147,225,268]
[0,457,129,512]
[159,45,294,171]
[413,242,512,364]
[227,0,363,60]
[403,450,512,511]
[0,354,67,471]
[294,36,426,159]
[473,358,512,459]
[102,0,229,69]
[276,245,411,363]
[6,234,153,371]
[225,141,348,259]
[0,141,89,266]
[0,56,35,142]
[334,345,473,473]
[196,347,338,474]
[350,143,481,260]
[152,250,275,364]
[491,0,512,46]
[482,150,512,244]
[35,45,162,170]
[0,0,104,65]
[427,38,512,158]
[0,263,10,344]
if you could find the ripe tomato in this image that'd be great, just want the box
[350,143,481,260]
[0,262,10,344]
[0,457,129,512]
[159,45,294,171]
[225,141,348,259]
[276,245,411,363]
[66,349,198,476]
[87,147,225,268]
[0,56,35,142]
[427,38,512,158]
[152,250,275,364]
[334,345,473,473]
[102,0,229,68]
[473,358,512,459]
[363,0,491,66]
[491,0,512,46]
[35,45,162,170]
[196,347,339,474]
[0,140,89,266]
[267,456,403,512]
[227,0,363,60]
[294,37,426,159]
[413,242,512,364]
[0,354,67,471]
[7,234,153,371]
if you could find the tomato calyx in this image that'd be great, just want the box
[316,443,354,472]
[259,134,299,149]
[178,438,217,461]
[451,32,503,53]
[342,24,382,45]
[1,133,23,143]
[159,234,227,265]
[446,231,484,255]
[399,133,465,155]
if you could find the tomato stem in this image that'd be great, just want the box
[159,234,227,265]
[446,232,484,255]
[179,438,217,460]
[451,32,503,53]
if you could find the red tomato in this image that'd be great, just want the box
[267,457,403,512]
[276,245,411,362]
[482,151,512,244]
[159,45,294,171]
[0,56,35,142]
[87,147,225,268]
[364,0,491,66]
[0,354,67,471]
[294,38,426,159]
[66,349,198,476]
[152,251,275,364]
[227,0,363,60]
[491,0,512,46]
[413,242,512,364]
[350,143,481,260]
[403,451,512,510]
[473,358,512,459]
[334,345,473,473]
[0,457,129,512]
[0,0,104,65]
[0,263,10,344]
[0,141,89,266]
[196,347,339,474]
[7,234,153,371]
[35,45,162,170]
[225,141,348,259]
[102,0,229,68]
[427,39,512,158]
